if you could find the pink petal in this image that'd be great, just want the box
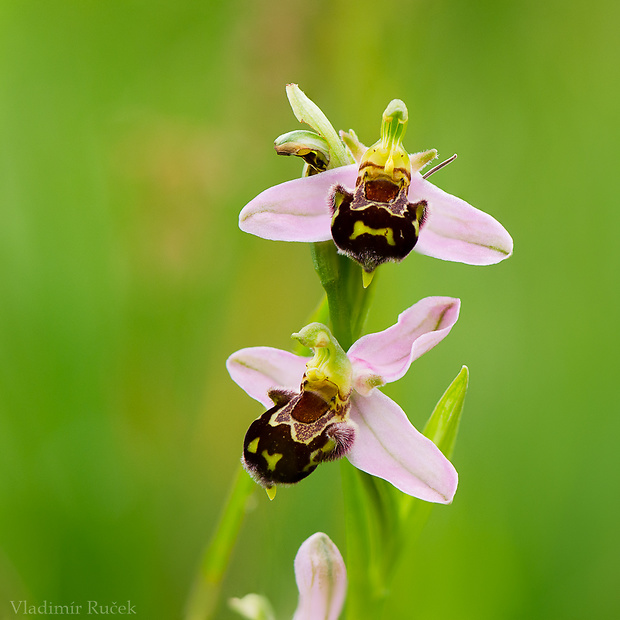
[348,297,460,395]
[347,391,458,503]
[410,173,513,264]
[239,165,358,242]
[293,532,347,620]
[226,347,308,407]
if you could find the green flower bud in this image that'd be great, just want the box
[229,594,275,620]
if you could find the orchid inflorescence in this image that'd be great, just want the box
[231,85,511,500]
[225,84,512,619]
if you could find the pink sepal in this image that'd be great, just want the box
[239,165,357,242]
[226,347,307,408]
[409,173,513,265]
[347,390,458,503]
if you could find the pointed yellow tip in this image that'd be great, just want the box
[362,269,375,289]
[265,486,277,501]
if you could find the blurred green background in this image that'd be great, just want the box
[1,0,619,618]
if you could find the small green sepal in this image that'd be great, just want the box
[410,149,438,174]
[361,269,375,289]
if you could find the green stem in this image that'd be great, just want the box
[310,242,377,349]
[344,259,378,341]
[310,242,354,349]
[184,466,255,620]
[340,464,388,620]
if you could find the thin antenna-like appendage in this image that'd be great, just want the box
[423,154,458,179]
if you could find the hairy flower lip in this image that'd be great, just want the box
[239,157,513,265]
[227,297,461,503]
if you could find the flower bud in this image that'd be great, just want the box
[293,533,347,620]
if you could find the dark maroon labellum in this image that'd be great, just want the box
[242,389,355,488]
[330,180,426,274]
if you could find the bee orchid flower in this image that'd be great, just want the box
[239,95,513,276]
[227,297,460,504]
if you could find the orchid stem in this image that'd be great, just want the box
[185,465,255,620]
[310,241,377,350]
[310,241,354,349]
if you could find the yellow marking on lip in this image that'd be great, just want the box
[246,437,260,454]
[262,450,283,471]
[350,220,396,246]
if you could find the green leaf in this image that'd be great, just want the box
[423,365,469,460]
[398,365,468,520]
[341,368,469,618]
